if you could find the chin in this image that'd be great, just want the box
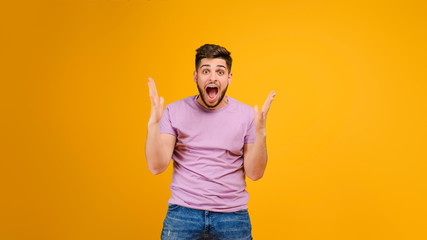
[197,83,228,109]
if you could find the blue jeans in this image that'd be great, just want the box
[161,204,253,240]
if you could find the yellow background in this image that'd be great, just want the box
[1,0,426,239]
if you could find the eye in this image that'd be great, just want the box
[218,70,224,75]
[202,69,209,74]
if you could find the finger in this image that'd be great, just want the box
[261,90,276,113]
[147,78,154,97]
[148,77,159,98]
[160,96,165,109]
[254,105,265,121]
[147,84,156,105]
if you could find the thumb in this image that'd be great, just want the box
[254,105,258,114]
[160,96,165,109]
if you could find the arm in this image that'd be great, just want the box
[243,91,276,181]
[145,77,176,175]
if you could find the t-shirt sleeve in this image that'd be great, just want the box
[244,109,255,144]
[159,105,178,136]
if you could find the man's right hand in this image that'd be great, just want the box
[147,77,165,125]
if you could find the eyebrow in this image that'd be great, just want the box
[200,64,227,69]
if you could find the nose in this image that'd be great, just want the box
[209,71,218,82]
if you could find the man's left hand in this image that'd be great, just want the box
[254,91,276,134]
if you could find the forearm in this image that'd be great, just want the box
[145,122,170,175]
[244,130,268,181]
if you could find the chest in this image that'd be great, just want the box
[173,111,249,154]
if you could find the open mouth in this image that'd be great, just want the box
[206,86,218,100]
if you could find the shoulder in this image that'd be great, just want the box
[227,96,254,122]
[166,96,195,109]
[164,96,198,116]
[228,96,253,113]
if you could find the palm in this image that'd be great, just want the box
[147,77,165,124]
[254,91,276,132]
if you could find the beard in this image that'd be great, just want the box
[197,82,228,109]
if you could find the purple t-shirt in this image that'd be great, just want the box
[159,95,255,212]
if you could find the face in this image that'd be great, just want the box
[194,58,232,109]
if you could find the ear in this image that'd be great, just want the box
[228,72,233,84]
[193,71,198,83]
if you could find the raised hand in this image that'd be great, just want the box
[253,91,276,133]
[147,77,165,125]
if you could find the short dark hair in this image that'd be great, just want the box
[195,44,232,72]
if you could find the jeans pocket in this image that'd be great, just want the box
[167,204,181,211]
[233,209,249,215]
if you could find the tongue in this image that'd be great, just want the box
[207,88,218,99]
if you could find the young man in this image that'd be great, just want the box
[146,44,275,239]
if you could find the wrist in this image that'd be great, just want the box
[255,128,267,137]
[147,121,160,128]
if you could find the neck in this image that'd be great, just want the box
[197,95,228,110]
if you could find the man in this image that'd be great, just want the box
[146,44,275,239]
